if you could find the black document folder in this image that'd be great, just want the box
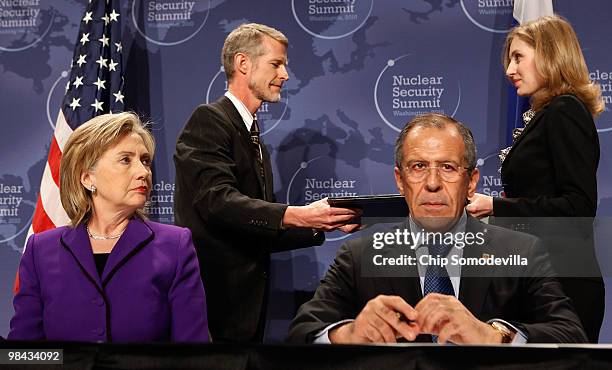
[328,194,408,218]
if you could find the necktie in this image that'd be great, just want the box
[250,119,266,192]
[423,243,455,343]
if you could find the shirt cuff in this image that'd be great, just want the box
[487,318,528,344]
[313,319,354,344]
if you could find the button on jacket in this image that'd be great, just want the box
[9,218,209,342]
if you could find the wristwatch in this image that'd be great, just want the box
[490,321,514,343]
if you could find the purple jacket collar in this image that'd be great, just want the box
[60,218,154,287]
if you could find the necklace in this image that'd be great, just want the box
[86,225,125,240]
[498,108,537,170]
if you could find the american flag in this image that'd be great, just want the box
[15,0,124,292]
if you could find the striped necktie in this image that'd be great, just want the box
[250,119,266,191]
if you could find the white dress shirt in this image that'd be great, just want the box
[225,90,255,131]
[314,212,527,344]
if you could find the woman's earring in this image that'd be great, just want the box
[90,185,97,194]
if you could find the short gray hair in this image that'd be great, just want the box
[222,23,288,81]
[394,113,476,172]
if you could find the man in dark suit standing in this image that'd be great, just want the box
[288,113,586,344]
[174,23,359,343]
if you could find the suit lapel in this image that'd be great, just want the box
[218,96,250,138]
[386,218,494,339]
[101,218,154,284]
[458,217,493,316]
[389,273,423,306]
[260,144,273,201]
[388,221,423,305]
[217,96,268,199]
[60,224,101,289]
[501,108,545,171]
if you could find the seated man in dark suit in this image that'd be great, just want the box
[288,113,587,344]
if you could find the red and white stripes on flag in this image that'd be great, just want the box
[27,111,73,240]
[15,0,125,293]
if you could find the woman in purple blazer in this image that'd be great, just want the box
[9,112,209,342]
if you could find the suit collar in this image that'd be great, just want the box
[217,96,251,136]
[386,217,493,317]
[388,219,423,305]
[60,223,100,288]
[60,218,154,287]
[457,216,493,316]
[101,218,154,283]
[224,90,255,132]
[217,96,269,199]
[378,217,493,342]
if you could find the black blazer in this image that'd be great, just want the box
[492,94,602,271]
[494,94,599,217]
[288,217,587,344]
[491,94,603,343]
[174,96,324,342]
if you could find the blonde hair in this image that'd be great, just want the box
[503,15,604,116]
[221,23,288,81]
[60,112,155,226]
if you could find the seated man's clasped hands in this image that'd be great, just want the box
[330,293,509,344]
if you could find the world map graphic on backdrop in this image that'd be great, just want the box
[205,12,397,210]
[217,0,469,207]
[2,0,611,341]
[0,161,43,253]
[0,2,83,254]
[0,2,78,92]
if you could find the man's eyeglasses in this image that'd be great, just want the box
[402,161,472,183]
